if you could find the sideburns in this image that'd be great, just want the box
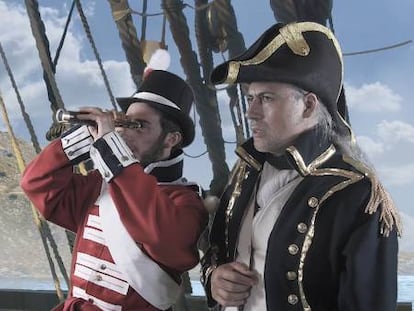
[140,133,168,167]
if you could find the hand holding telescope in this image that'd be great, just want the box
[56,108,143,129]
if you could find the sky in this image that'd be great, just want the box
[0,0,413,251]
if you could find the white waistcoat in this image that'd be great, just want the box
[226,162,302,311]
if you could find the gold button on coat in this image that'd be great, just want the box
[288,244,299,255]
[286,271,297,280]
[308,196,319,208]
[288,294,299,305]
[297,222,308,233]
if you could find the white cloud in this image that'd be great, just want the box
[0,2,43,80]
[356,135,385,158]
[377,120,414,144]
[0,1,134,141]
[346,82,402,112]
[378,163,414,186]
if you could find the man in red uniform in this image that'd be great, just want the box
[21,70,208,310]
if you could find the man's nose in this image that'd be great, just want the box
[246,98,262,120]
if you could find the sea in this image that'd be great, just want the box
[0,276,413,303]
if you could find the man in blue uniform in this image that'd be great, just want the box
[201,21,401,311]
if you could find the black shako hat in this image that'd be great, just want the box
[211,22,348,134]
[116,70,195,147]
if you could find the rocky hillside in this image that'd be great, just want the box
[0,131,71,285]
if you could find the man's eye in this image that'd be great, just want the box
[120,119,145,130]
[261,95,274,103]
[246,96,254,104]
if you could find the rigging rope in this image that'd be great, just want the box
[162,0,229,195]
[0,43,70,292]
[75,0,118,111]
[141,0,148,41]
[218,0,247,144]
[0,42,41,153]
[24,0,65,115]
[107,0,146,90]
[19,1,74,298]
[121,0,213,17]
[343,40,413,56]
[0,91,67,302]
[53,0,76,68]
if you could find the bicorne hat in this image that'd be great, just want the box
[116,70,195,147]
[211,22,349,134]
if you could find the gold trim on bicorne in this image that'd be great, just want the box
[286,144,336,176]
[279,23,310,56]
[297,158,365,311]
[224,22,344,101]
[343,155,402,237]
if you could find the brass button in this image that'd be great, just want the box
[100,264,107,270]
[121,156,128,161]
[308,196,319,208]
[68,151,74,156]
[297,222,308,233]
[104,171,110,177]
[88,298,94,303]
[288,244,299,255]
[286,271,297,281]
[95,274,103,281]
[288,294,298,305]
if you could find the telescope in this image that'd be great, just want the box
[56,108,143,129]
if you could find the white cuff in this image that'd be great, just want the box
[61,125,93,162]
[90,131,139,182]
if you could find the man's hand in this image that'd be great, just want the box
[77,107,115,140]
[211,261,258,307]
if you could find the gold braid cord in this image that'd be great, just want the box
[365,175,402,237]
[343,156,402,237]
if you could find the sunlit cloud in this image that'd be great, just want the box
[378,164,414,186]
[346,82,402,112]
[356,135,385,158]
[377,120,414,144]
[0,1,134,139]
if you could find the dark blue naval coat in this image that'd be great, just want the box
[201,128,401,311]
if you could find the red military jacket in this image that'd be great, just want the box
[21,125,208,310]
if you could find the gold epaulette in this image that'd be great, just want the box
[365,174,402,237]
[343,155,402,237]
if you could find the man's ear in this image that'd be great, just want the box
[165,131,182,148]
[303,92,318,118]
